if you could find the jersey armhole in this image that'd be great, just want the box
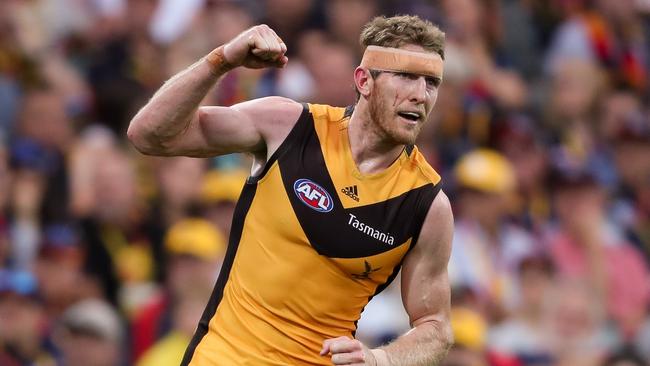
[247,103,312,184]
[408,182,442,251]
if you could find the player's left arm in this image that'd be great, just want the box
[321,191,454,366]
[378,190,454,365]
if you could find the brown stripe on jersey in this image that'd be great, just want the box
[278,107,438,258]
[353,183,440,335]
[409,183,441,249]
[181,181,257,365]
[250,104,313,184]
[181,104,312,365]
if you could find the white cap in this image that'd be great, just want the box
[60,299,123,343]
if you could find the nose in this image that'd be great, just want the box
[408,76,428,104]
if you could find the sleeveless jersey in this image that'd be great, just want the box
[182,103,441,365]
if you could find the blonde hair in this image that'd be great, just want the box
[360,15,445,59]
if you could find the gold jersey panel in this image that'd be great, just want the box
[182,104,441,365]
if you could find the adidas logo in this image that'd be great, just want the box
[341,185,359,202]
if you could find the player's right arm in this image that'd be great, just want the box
[127,25,301,160]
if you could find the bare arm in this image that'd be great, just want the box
[321,191,454,366]
[127,25,301,159]
[378,191,454,365]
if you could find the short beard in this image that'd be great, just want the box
[368,88,420,146]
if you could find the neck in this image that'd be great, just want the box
[348,104,405,175]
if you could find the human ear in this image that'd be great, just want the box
[354,67,372,98]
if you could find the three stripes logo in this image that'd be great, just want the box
[341,185,359,202]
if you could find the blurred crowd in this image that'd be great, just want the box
[0,0,649,365]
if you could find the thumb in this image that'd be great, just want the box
[320,340,331,356]
[274,55,289,68]
[320,343,330,356]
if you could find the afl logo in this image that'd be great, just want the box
[293,179,334,212]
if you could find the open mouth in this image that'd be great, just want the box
[397,111,421,122]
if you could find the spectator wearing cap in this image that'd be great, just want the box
[163,218,225,300]
[0,270,57,366]
[546,154,650,339]
[441,306,489,366]
[34,224,100,317]
[53,299,124,366]
[199,168,247,238]
[131,218,225,363]
[448,149,537,321]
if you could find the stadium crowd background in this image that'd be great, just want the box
[1,0,649,365]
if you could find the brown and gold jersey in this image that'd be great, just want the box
[182,103,441,365]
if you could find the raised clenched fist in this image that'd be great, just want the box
[223,24,288,69]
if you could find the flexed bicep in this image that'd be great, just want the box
[127,24,291,158]
[191,97,303,158]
